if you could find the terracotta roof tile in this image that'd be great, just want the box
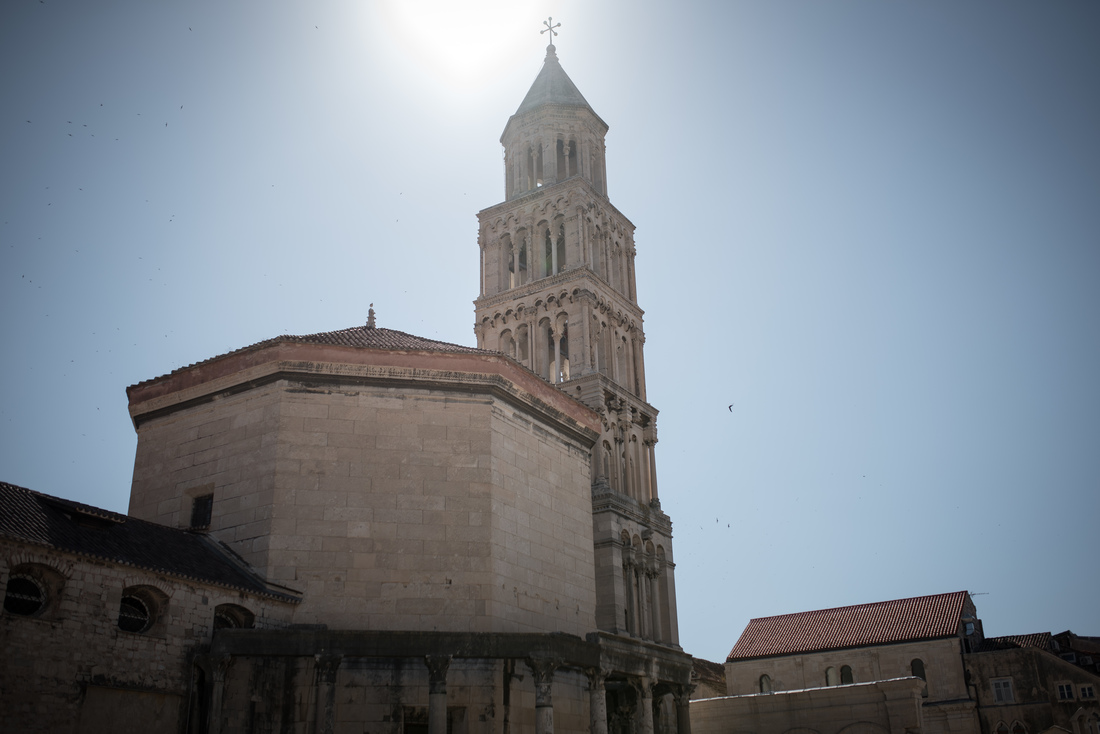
[130,325,485,389]
[974,633,1053,653]
[727,591,970,662]
[0,482,298,602]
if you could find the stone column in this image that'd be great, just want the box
[637,678,655,734]
[648,565,662,643]
[674,685,695,734]
[207,656,233,734]
[314,654,341,734]
[553,326,562,383]
[528,657,559,734]
[586,668,609,734]
[623,548,637,636]
[425,655,452,734]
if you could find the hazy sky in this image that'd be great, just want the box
[2,1,1098,663]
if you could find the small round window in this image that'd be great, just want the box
[4,575,46,616]
[118,595,151,633]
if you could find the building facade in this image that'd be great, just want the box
[1,42,692,734]
[692,592,1100,734]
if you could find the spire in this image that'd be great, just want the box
[512,42,599,120]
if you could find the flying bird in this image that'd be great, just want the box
[728,404,734,412]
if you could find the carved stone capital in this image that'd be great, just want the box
[314,654,341,685]
[527,656,560,708]
[585,667,607,693]
[425,655,452,695]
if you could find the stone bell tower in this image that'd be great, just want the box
[474,41,681,648]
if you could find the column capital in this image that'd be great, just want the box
[425,655,452,695]
[314,654,341,685]
[527,656,561,708]
[585,667,607,693]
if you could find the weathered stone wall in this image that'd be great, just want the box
[0,541,294,734]
[128,381,282,574]
[726,638,970,702]
[691,677,926,734]
[967,647,1100,734]
[129,364,598,636]
[213,655,593,734]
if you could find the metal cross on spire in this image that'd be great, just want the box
[541,17,560,44]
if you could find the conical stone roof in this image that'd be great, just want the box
[513,44,601,120]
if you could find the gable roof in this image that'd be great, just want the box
[727,591,970,661]
[0,481,299,602]
[129,324,484,390]
[974,633,1053,653]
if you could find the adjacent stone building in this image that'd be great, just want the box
[1,41,693,734]
[692,592,1100,734]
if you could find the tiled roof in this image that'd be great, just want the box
[0,482,299,602]
[727,591,970,661]
[130,325,485,389]
[974,633,1053,653]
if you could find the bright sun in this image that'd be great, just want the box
[380,1,546,86]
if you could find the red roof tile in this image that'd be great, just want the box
[130,325,484,389]
[727,591,970,661]
[975,633,1053,653]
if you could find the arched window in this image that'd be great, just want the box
[516,324,529,363]
[911,658,928,697]
[499,330,515,359]
[517,236,528,285]
[759,674,773,693]
[995,723,1010,734]
[118,586,166,634]
[214,603,255,630]
[4,575,46,616]
[4,563,64,618]
[841,665,853,685]
[118,595,152,633]
[1011,723,1026,734]
[825,667,839,686]
[556,223,566,274]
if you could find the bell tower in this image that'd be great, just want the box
[474,41,681,648]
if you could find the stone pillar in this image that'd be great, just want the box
[313,654,341,734]
[623,547,637,636]
[637,678,655,734]
[528,657,559,734]
[207,656,233,734]
[648,565,662,643]
[586,668,609,734]
[553,326,562,383]
[426,655,452,734]
[675,685,695,734]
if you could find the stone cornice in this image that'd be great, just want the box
[127,345,601,446]
[478,176,635,231]
[591,486,673,536]
[473,267,645,323]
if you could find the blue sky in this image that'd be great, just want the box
[2,1,1098,662]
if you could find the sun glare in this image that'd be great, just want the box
[380,1,537,86]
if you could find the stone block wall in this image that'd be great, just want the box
[726,638,970,703]
[691,677,927,734]
[129,364,598,636]
[215,655,593,734]
[0,541,294,734]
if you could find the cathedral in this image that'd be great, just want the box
[0,41,693,734]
